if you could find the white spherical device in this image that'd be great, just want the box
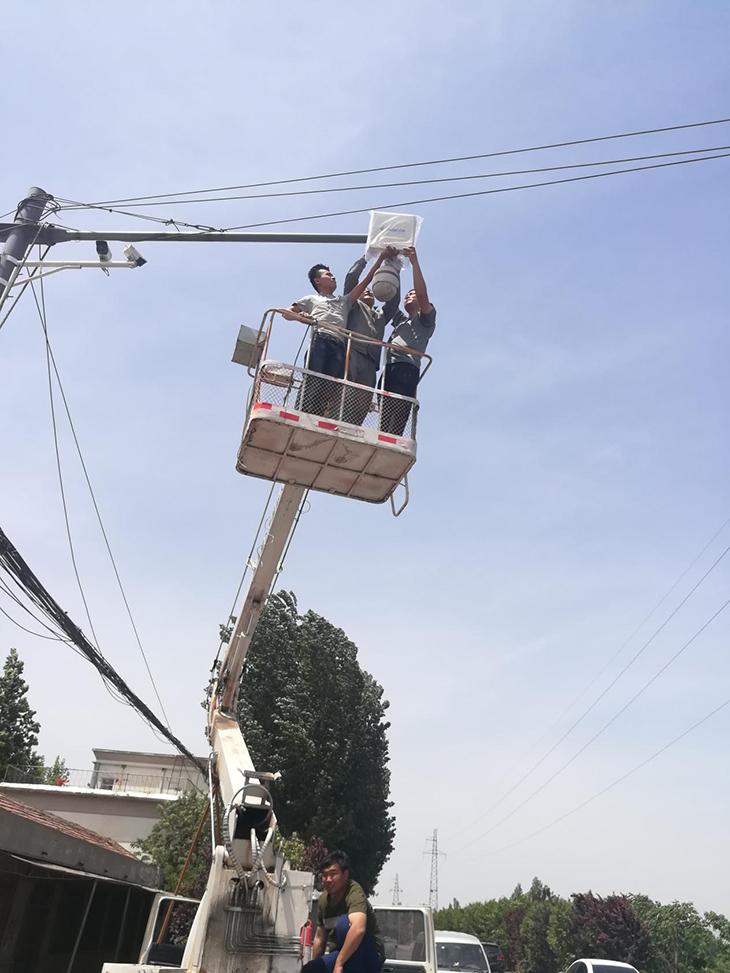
[371,258,400,302]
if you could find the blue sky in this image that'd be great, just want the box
[1,0,729,916]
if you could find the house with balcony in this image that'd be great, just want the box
[0,748,207,851]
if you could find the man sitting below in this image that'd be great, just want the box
[304,850,384,973]
[342,248,400,425]
[284,254,389,417]
[382,246,435,436]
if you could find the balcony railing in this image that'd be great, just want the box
[3,764,203,796]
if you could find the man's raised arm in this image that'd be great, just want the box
[404,246,432,314]
[343,256,367,295]
[349,247,397,304]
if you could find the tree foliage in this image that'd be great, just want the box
[42,756,70,785]
[631,895,728,973]
[0,647,42,779]
[435,881,730,973]
[135,790,211,892]
[237,591,395,893]
[570,892,651,969]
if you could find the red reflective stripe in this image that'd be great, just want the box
[318,421,338,430]
[254,402,272,410]
[378,434,397,444]
[280,411,300,421]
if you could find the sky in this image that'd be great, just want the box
[1,0,729,919]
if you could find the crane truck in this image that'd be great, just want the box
[101,309,432,972]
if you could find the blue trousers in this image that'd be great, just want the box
[303,914,383,973]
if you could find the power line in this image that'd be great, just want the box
[448,539,730,850]
[483,692,730,859]
[0,245,52,333]
[31,264,173,728]
[0,523,204,774]
[30,277,102,650]
[451,514,730,841]
[52,151,730,237]
[211,482,278,671]
[56,145,730,211]
[79,116,730,206]
[0,601,70,643]
[52,197,223,233]
[0,577,79,650]
[220,153,730,231]
[457,590,730,856]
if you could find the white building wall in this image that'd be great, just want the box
[0,783,180,851]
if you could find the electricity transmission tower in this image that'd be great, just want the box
[391,874,402,906]
[425,829,445,911]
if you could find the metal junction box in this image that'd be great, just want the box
[232,325,265,369]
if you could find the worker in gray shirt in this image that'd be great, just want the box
[382,247,435,437]
[342,249,400,426]
[283,254,388,417]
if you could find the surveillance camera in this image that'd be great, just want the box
[123,244,147,267]
[95,240,111,262]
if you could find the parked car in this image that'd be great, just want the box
[562,960,640,973]
[435,930,491,973]
[480,942,505,973]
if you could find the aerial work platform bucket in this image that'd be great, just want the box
[236,361,417,503]
[233,309,431,504]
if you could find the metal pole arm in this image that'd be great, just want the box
[19,225,368,246]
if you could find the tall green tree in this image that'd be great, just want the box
[547,899,576,971]
[237,592,395,894]
[631,896,721,973]
[522,900,559,973]
[0,647,43,780]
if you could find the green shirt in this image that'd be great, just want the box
[318,879,385,961]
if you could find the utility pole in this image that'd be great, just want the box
[0,188,53,308]
[391,874,402,906]
[425,829,445,912]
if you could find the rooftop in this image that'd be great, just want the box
[0,792,134,859]
[93,748,207,762]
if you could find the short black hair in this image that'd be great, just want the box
[321,850,350,874]
[308,263,330,293]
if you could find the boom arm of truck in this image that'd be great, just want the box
[103,483,314,973]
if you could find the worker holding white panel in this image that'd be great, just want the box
[381,247,435,436]
[342,247,400,425]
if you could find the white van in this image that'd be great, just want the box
[435,930,492,973]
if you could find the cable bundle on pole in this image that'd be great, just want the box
[0,524,205,776]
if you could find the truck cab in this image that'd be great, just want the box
[373,906,437,973]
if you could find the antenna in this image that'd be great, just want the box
[391,873,402,906]
[424,829,445,911]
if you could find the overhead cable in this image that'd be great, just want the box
[455,587,730,855]
[220,152,730,231]
[65,145,730,210]
[451,514,730,840]
[51,198,222,233]
[79,116,730,206]
[0,524,205,774]
[0,602,71,643]
[482,692,730,859]
[0,245,52,333]
[30,277,102,649]
[212,481,278,671]
[31,264,173,727]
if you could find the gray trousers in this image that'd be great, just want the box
[345,351,378,425]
